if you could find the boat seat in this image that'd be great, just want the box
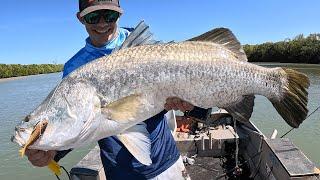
[266,138,320,176]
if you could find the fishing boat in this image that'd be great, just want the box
[69,110,320,180]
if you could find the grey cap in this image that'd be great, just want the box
[79,0,123,17]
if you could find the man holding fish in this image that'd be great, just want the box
[25,0,195,179]
[13,0,310,179]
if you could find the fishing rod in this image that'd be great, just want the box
[281,104,320,138]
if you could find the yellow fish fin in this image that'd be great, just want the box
[102,94,149,122]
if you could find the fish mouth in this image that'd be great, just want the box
[11,130,28,147]
[11,124,33,147]
[11,135,23,147]
[13,120,49,157]
[11,120,45,148]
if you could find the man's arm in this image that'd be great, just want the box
[164,97,210,119]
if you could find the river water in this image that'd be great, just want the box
[0,63,319,180]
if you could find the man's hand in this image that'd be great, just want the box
[164,97,194,112]
[25,149,56,167]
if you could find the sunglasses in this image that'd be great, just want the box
[83,10,119,24]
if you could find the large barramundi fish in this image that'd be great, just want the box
[12,21,309,166]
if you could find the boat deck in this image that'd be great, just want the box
[69,115,320,180]
[185,156,225,179]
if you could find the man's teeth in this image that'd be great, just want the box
[96,30,108,33]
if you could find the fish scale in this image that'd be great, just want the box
[72,42,271,106]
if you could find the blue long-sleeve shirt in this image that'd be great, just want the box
[61,27,180,179]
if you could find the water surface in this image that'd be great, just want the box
[0,63,319,179]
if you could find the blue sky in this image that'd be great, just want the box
[1,0,319,64]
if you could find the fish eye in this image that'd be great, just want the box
[24,115,31,122]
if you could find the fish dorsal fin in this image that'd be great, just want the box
[117,123,152,165]
[113,20,161,52]
[188,27,248,62]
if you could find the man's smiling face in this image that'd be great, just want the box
[78,10,119,47]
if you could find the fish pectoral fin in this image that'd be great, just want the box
[117,123,152,166]
[224,95,255,123]
[113,21,161,52]
[101,94,151,122]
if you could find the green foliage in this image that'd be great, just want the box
[0,64,63,79]
[243,33,320,64]
[1,33,319,78]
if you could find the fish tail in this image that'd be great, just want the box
[271,68,310,128]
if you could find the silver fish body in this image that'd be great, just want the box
[78,41,285,109]
[12,25,309,164]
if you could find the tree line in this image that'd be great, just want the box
[0,64,63,79]
[1,34,319,79]
[243,33,320,64]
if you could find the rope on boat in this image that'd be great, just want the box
[281,104,320,138]
[233,118,239,168]
[216,145,264,179]
[249,135,264,179]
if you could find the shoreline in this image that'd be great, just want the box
[0,76,28,82]
[0,72,61,82]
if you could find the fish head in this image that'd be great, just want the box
[12,79,106,151]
